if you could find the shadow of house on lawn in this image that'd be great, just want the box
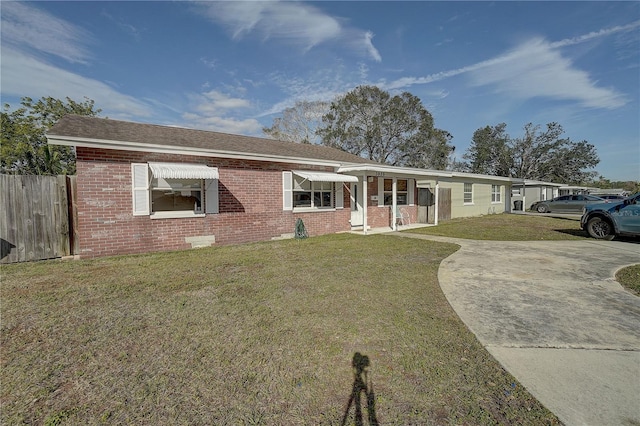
[341,352,378,426]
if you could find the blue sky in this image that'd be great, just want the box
[2,1,639,182]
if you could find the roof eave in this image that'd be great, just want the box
[338,164,453,178]
[46,134,345,168]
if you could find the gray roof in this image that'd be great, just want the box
[47,115,376,165]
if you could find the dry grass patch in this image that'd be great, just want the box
[1,234,559,425]
[406,213,586,240]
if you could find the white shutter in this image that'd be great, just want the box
[408,179,415,205]
[205,179,219,214]
[282,171,293,211]
[378,177,384,207]
[335,183,344,209]
[131,163,150,215]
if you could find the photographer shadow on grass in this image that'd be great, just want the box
[341,352,378,426]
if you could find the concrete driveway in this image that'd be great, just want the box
[396,233,640,426]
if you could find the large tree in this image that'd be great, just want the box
[1,96,101,175]
[462,122,599,184]
[263,100,329,144]
[317,85,454,169]
[463,123,511,176]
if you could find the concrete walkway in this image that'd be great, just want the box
[393,233,640,426]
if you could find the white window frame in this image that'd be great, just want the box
[383,178,408,206]
[491,185,502,203]
[378,178,414,207]
[282,171,343,211]
[131,163,218,218]
[463,183,473,204]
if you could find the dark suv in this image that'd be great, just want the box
[581,192,640,240]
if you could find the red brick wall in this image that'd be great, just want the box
[75,148,351,258]
[364,177,418,228]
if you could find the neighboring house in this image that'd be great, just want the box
[419,173,513,219]
[511,180,563,211]
[46,115,513,258]
[558,185,599,196]
[589,188,628,196]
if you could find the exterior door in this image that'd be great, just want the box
[350,181,364,227]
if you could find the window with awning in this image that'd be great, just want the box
[132,163,219,217]
[283,171,355,211]
[291,170,358,183]
[148,162,219,180]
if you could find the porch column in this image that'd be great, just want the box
[434,180,439,226]
[362,174,368,235]
[392,178,398,231]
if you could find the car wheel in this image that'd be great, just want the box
[536,204,548,213]
[587,217,615,240]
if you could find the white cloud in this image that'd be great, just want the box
[1,47,153,118]
[467,38,628,109]
[191,90,252,114]
[258,68,353,117]
[550,20,640,49]
[182,112,262,135]
[382,23,634,110]
[181,89,261,135]
[362,31,382,62]
[1,2,92,64]
[196,1,381,62]
[0,2,153,119]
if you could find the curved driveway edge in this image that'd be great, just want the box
[392,233,640,426]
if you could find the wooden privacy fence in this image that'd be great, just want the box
[438,188,452,222]
[1,175,75,263]
[416,187,452,224]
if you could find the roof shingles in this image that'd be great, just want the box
[48,115,376,165]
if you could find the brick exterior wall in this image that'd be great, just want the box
[75,148,352,258]
[364,178,418,228]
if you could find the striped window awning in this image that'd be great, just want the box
[292,170,358,183]
[148,163,219,180]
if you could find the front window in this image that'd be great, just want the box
[151,177,203,213]
[491,185,501,203]
[464,183,473,204]
[293,176,333,208]
[384,179,408,206]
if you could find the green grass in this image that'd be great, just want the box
[1,234,559,425]
[616,264,640,296]
[404,213,586,240]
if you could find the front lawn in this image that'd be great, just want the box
[405,213,586,240]
[616,264,640,296]
[1,234,559,425]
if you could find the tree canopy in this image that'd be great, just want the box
[262,100,329,144]
[462,122,599,184]
[317,85,454,169]
[1,96,101,175]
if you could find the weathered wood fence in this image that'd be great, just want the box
[1,175,76,263]
[417,187,452,224]
[438,188,452,222]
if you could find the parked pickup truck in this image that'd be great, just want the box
[581,192,640,240]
